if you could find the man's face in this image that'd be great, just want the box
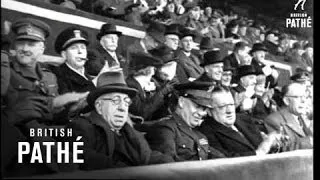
[180,97,207,128]
[238,46,252,64]
[204,62,223,81]
[164,34,179,50]
[205,7,212,16]
[284,83,307,116]
[239,26,247,36]
[100,34,119,52]
[240,74,257,88]
[267,33,278,43]
[95,92,131,130]
[14,40,45,66]
[253,50,266,62]
[181,36,193,52]
[209,91,236,127]
[305,47,313,57]
[62,42,87,69]
[221,70,233,86]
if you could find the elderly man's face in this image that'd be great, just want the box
[179,97,207,128]
[164,34,179,50]
[100,34,119,52]
[240,74,257,88]
[14,40,45,67]
[221,70,233,86]
[238,46,251,62]
[284,83,307,116]
[95,92,131,130]
[62,42,87,70]
[204,62,223,81]
[208,91,236,127]
[181,36,193,52]
[253,50,266,62]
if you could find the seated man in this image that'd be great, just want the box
[198,86,286,157]
[264,82,313,151]
[145,81,226,162]
[64,71,173,170]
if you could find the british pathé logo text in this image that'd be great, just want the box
[285,0,312,28]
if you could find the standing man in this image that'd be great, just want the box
[86,23,127,76]
[264,82,313,151]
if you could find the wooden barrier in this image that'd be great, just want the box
[21,149,313,180]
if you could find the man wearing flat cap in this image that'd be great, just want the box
[194,50,224,88]
[175,28,204,83]
[145,81,226,161]
[64,71,173,170]
[85,23,127,77]
[126,52,176,124]
[2,17,78,176]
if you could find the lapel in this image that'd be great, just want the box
[208,118,255,150]
[88,111,115,155]
[173,113,200,143]
[126,76,146,99]
[279,109,306,137]
[60,63,93,85]
[230,54,239,68]
[178,51,203,74]
[97,45,119,67]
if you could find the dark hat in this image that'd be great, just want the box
[201,50,223,66]
[236,65,258,79]
[164,23,181,37]
[290,72,310,82]
[175,81,215,108]
[265,29,279,37]
[55,26,89,53]
[180,28,196,39]
[11,18,51,41]
[304,42,313,49]
[223,62,235,72]
[200,37,214,50]
[250,43,268,55]
[87,71,138,107]
[226,19,238,29]
[96,23,122,40]
[125,3,141,13]
[146,21,165,43]
[129,52,163,72]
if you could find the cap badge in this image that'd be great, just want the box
[74,30,81,38]
[26,25,33,35]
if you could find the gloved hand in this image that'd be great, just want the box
[160,78,180,96]
[6,96,53,125]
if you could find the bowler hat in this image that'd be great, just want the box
[175,81,215,108]
[129,52,163,72]
[200,37,214,50]
[11,18,51,41]
[97,23,122,40]
[55,26,89,53]
[223,62,235,72]
[201,50,223,66]
[250,43,268,55]
[146,21,165,43]
[236,65,258,79]
[164,24,181,37]
[180,28,196,39]
[87,71,138,107]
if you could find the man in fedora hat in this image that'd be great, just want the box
[250,43,279,89]
[199,86,286,157]
[145,81,226,161]
[175,28,204,83]
[126,52,176,123]
[64,70,173,170]
[194,50,224,87]
[86,23,128,76]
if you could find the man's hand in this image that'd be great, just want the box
[256,131,283,155]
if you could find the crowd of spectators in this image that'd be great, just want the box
[1,0,313,178]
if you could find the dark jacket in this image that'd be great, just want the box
[64,111,171,170]
[251,58,277,88]
[198,115,263,157]
[263,40,279,56]
[146,113,226,161]
[223,53,240,70]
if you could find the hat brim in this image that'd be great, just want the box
[189,98,213,108]
[97,31,122,40]
[87,85,138,107]
[237,72,258,80]
[200,60,224,67]
[250,48,268,55]
[16,35,44,42]
[59,39,89,53]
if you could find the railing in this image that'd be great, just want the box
[20,149,313,180]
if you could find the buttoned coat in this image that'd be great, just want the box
[145,113,226,161]
[198,115,263,157]
[264,108,313,151]
[64,111,171,170]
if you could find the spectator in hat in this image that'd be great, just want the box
[246,21,263,44]
[194,50,224,87]
[175,28,204,83]
[86,23,128,76]
[198,86,286,157]
[284,42,307,68]
[203,15,225,40]
[225,19,239,39]
[194,36,215,64]
[301,43,313,71]
[145,81,226,161]
[64,70,173,170]
[223,41,252,71]
[126,52,176,124]
[250,43,279,89]
[2,17,79,176]
[276,34,290,56]
[263,29,279,55]
[264,82,313,151]
[221,63,235,88]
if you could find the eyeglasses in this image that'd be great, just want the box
[213,103,235,110]
[100,96,132,106]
